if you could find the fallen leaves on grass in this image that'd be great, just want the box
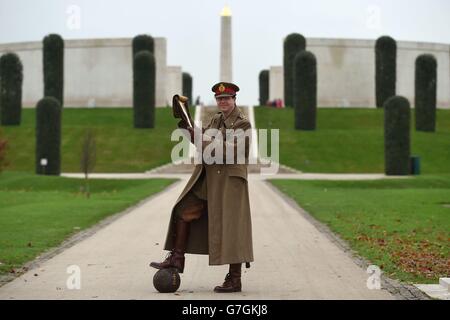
[391,239,449,279]
[355,233,449,280]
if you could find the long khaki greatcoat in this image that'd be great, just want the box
[163,105,254,266]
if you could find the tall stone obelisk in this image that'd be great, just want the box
[220,5,232,82]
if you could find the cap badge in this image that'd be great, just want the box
[218,84,225,93]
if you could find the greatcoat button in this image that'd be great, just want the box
[217,170,221,174]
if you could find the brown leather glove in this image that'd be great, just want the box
[177,120,195,143]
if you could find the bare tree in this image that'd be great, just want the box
[80,129,96,198]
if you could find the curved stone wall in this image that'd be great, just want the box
[269,38,449,108]
[0,37,176,107]
[0,37,448,108]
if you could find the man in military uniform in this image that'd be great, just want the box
[150,82,253,293]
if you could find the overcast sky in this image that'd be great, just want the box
[1,0,449,105]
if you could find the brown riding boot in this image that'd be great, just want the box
[150,219,190,273]
[214,263,242,293]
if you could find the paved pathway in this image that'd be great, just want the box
[0,174,394,300]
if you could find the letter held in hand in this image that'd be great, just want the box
[172,94,193,128]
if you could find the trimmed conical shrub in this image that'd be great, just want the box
[0,53,23,125]
[43,34,64,106]
[283,33,306,108]
[415,54,437,132]
[182,72,193,105]
[294,51,317,130]
[259,70,269,106]
[384,96,410,175]
[133,51,155,128]
[132,34,154,57]
[36,97,62,175]
[375,36,396,108]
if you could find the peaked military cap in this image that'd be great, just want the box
[211,82,240,98]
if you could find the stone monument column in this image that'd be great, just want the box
[220,5,232,82]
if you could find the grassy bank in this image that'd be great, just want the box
[255,107,450,173]
[1,107,191,173]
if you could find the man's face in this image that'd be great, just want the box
[216,96,235,114]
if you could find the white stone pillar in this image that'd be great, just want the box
[220,6,232,82]
[166,66,182,105]
[269,66,284,105]
[154,38,167,107]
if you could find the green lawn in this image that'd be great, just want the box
[269,175,450,284]
[0,171,176,275]
[255,107,450,173]
[1,107,191,173]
